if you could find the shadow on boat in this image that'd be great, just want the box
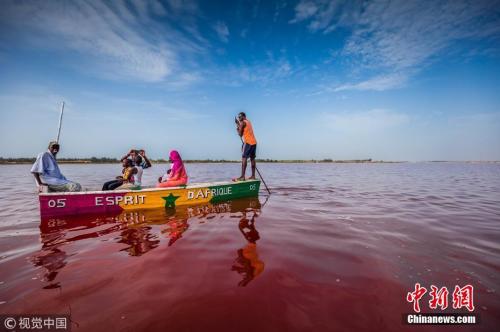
[33,197,264,287]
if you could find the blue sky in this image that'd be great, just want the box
[0,0,499,161]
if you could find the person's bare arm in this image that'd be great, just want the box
[139,150,152,168]
[158,167,172,183]
[32,173,46,186]
[120,154,130,162]
[144,156,152,168]
[237,121,246,137]
[120,149,135,162]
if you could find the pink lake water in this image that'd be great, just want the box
[0,162,499,331]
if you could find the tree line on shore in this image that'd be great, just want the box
[0,157,378,164]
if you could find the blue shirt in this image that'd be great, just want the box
[31,151,69,185]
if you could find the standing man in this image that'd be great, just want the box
[235,112,257,181]
[31,141,82,192]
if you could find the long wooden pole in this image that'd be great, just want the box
[255,166,271,195]
[56,101,65,143]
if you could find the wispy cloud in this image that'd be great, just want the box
[214,21,230,43]
[218,57,293,87]
[289,1,319,24]
[290,0,358,32]
[322,109,410,133]
[448,112,500,128]
[291,0,500,91]
[0,86,208,123]
[334,73,408,92]
[92,95,208,121]
[0,89,70,116]
[345,1,500,69]
[0,0,205,83]
[163,72,203,90]
[273,1,287,23]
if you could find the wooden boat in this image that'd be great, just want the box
[39,179,261,217]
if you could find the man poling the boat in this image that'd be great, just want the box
[31,141,82,192]
[234,112,257,181]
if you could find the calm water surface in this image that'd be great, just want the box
[0,163,499,331]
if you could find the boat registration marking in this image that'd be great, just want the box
[47,198,67,208]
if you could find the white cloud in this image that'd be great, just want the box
[334,73,407,92]
[343,1,500,70]
[322,109,410,133]
[164,72,202,90]
[448,112,500,127]
[0,90,70,116]
[98,97,207,121]
[291,0,500,91]
[289,1,319,23]
[290,0,358,32]
[219,57,293,87]
[214,21,230,43]
[0,0,205,83]
[273,1,287,23]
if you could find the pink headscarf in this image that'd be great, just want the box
[169,150,185,176]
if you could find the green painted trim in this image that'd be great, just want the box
[208,180,260,203]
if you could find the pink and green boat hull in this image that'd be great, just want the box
[39,180,260,217]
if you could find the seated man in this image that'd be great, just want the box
[31,141,82,192]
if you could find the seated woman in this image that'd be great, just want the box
[157,150,188,188]
[102,159,137,191]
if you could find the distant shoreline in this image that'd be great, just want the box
[1,158,499,165]
[0,157,385,164]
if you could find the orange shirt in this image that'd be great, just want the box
[243,119,257,145]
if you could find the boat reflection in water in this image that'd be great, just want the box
[35,197,264,288]
[232,205,264,286]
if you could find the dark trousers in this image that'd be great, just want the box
[102,179,123,191]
